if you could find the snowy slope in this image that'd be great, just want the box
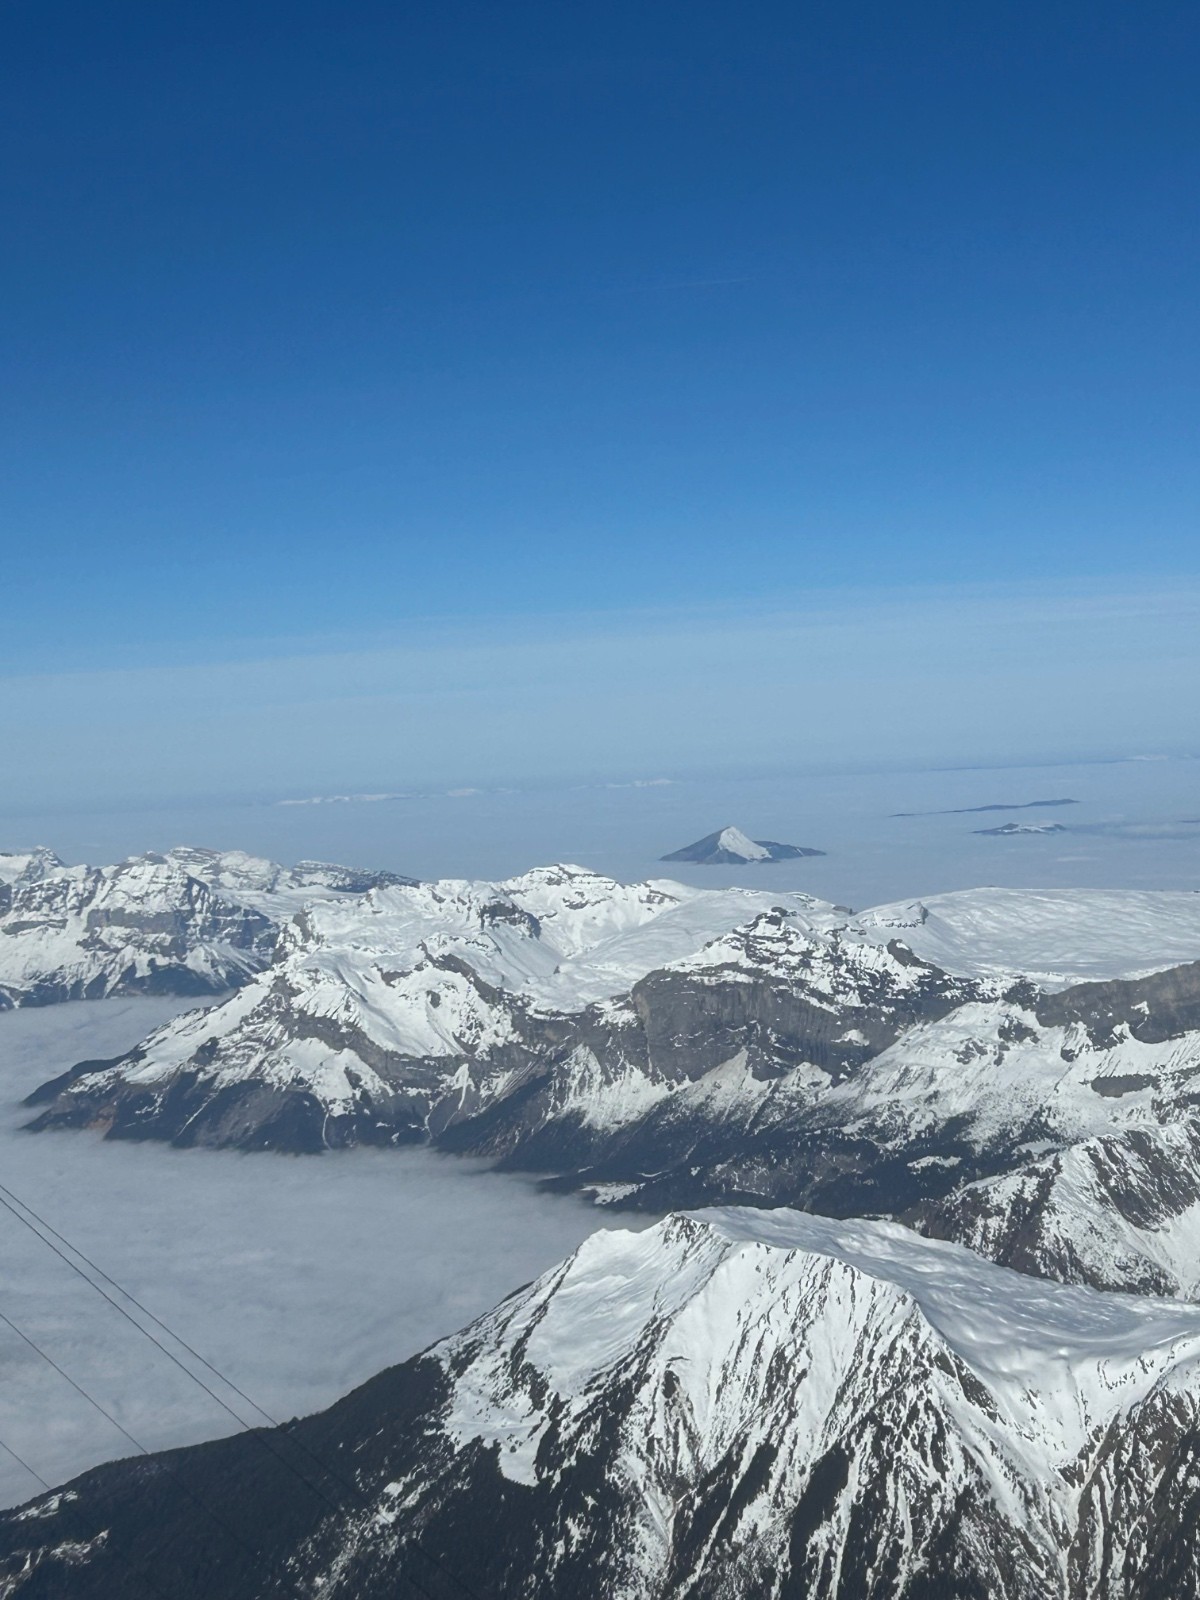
[0,847,408,1008]
[918,1120,1200,1298]
[22,884,976,1154]
[858,887,1200,988]
[265,863,843,1010]
[24,864,1200,1302]
[8,1208,1200,1598]
[661,825,824,864]
[0,848,63,887]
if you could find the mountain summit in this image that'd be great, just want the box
[8,1207,1200,1599]
[661,825,824,864]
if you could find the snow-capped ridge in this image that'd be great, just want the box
[858,887,1200,989]
[0,845,410,1009]
[11,1211,1200,1596]
[716,825,770,861]
[0,847,65,887]
[446,1206,1200,1484]
[23,862,1200,1308]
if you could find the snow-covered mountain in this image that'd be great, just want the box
[0,847,63,887]
[917,1117,1200,1298]
[661,825,824,864]
[24,866,867,1149]
[0,847,410,1008]
[7,1207,1200,1599]
[23,869,1200,1300]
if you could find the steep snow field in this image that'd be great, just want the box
[451,1207,1200,1486]
[0,998,651,1506]
[14,1206,1200,1597]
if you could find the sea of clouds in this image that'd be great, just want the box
[0,997,650,1505]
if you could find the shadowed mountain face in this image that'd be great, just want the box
[6,1210,1200,1600]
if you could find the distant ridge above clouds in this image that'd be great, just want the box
[661,825,825,865]
[892,797,1080,818]
[974,821,1068,835]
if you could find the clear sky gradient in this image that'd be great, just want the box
[4,1,1198,803]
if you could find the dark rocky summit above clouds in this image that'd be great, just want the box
[661,825,825,864]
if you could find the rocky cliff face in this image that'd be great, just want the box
[6,1209,1200,1600]
[21,872,1200,1300]
[10,876,1200,1596]
[914,1118,1200,1297]
[20,891,993,1169]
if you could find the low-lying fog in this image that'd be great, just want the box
[0,997,651,1506]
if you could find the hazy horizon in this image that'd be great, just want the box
[4,751,1196,911]
[5,578,1198,822]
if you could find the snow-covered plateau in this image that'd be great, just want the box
[8,1207,1200,1598]
[20,861,1200,1302]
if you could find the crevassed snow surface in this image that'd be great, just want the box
[0,998,652,1507]
[858,887,1200,988]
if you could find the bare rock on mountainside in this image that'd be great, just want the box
[661,825,825,864]
[6,1209,1200,1599]
[24,870,1200,1300]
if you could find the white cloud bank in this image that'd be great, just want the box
[0,998,648,1506]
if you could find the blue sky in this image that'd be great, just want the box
[4,0,1199,802]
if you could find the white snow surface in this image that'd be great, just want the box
[158,846,396,917]
[286,875,1200,1019]
[715,826,771,862]
[38,868,1200,1166]
[275,863,842,1013]
[930,1121,1200,1300]
[0,846,402,1006]
[39,869,851,1125]
[444,1206,1200,1542]
[858,886,1200,988]
[0,848,64,887]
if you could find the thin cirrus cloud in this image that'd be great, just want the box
[1,578,1197,813]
